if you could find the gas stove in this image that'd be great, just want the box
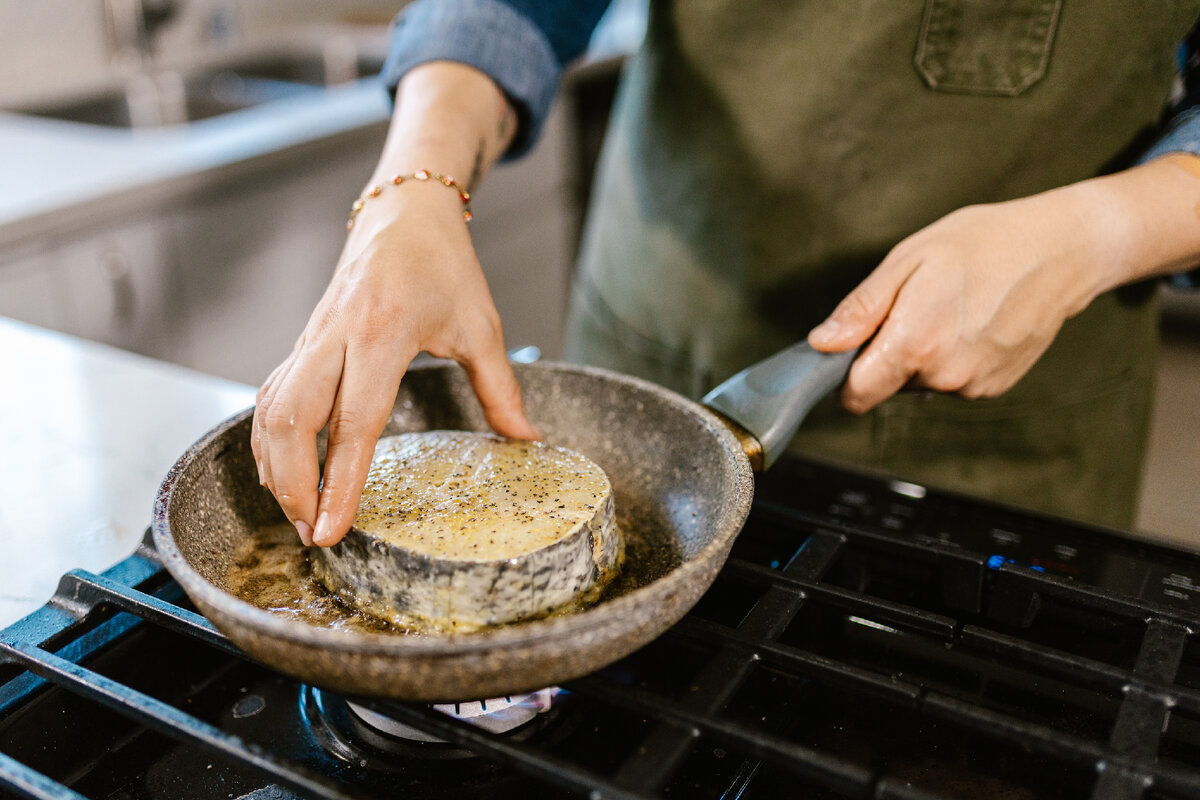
[3,456,1199,799]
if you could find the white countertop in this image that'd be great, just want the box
[0,72,391,251]
[0,317,256,627]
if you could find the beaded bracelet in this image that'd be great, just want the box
[346,169,473,231]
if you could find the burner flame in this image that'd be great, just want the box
[347,688,564,742]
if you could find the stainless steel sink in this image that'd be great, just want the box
[22,72,313,128]
[224,49,385,87]
[17,47,385,129]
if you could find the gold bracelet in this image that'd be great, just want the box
[346,169,473,231]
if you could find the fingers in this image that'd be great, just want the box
[251,361,287,485]
[833,255,967,414]
[804,249,923,414]
[251,205,539,550]
[311,340,417,547]
[827,256,991,413]
[252,332,308,486]
[838,315,922,414]
[457,313,541,442]
[809,196,1091,415]
[255,343,345,546]
[808,254,917,353]
[467,358,541,441]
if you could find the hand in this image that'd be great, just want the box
[808,155,1200,411]
[806,186,1113,413]
[252,192,539,548]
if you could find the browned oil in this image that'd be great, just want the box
[223,522,417,635]
[223,510,676,637]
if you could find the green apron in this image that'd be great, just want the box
[565,0,1200,528]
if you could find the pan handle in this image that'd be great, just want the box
[701,342,857,472]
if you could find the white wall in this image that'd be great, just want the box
[0,0,406,106]
[0,1,110,106]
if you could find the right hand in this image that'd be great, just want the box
[251,187,540,548]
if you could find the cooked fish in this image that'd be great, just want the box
[309,431,621,632]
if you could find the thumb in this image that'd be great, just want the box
[808,257,916,352]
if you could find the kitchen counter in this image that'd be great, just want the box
[0,76,391,252]
[0,317,255,627]
[0,32,585,383]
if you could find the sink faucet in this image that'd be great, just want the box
[103,0,179,72]
[102,0,183,127]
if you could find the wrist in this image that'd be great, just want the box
[1075,156,1200,294]
[348,170,472,232]
[375,62,515,191]
[1057,176,1140,303]
[338,181,473,269]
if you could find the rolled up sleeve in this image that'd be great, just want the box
[1140,34,1200,289]
[1140,109,1200,288]
[381,0,599,158]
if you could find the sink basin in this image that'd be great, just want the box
[16,47,385,129]
[222,50,384,87]
[22,72,316,128]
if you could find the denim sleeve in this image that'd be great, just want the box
[1140,31,1200,288]
[1139,107,1200,163]
[501,0,613,66]
[1139,108,1200,288]
[381,0,609,158]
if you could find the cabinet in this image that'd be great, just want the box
[0,96,578,386]
[0,219,181,359]
[169,134,381,384]
[59,219,181,357]
[0,246,63,330]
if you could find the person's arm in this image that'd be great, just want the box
[1137,36,1200,290]
[809,23,1200,410]
[383,0,613,157]
[252,0,610,549]
[806,151,1200,412]
[252,62,534,548]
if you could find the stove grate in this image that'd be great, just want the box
[4,459,1200,800]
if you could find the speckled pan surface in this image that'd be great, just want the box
[152,361,755,702]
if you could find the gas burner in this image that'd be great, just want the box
[347,687,564,742]
[302,685,572,767]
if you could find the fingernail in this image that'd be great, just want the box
[256,459,266,486]
[313,511,333,547]
[293,520,314,547]
[809,318,841,342]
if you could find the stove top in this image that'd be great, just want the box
[3,456,1199,799]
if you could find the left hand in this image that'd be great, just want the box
[807,185,1116,413]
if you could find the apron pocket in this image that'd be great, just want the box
[915,0,1063,96]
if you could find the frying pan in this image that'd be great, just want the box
[152,343,854,701]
